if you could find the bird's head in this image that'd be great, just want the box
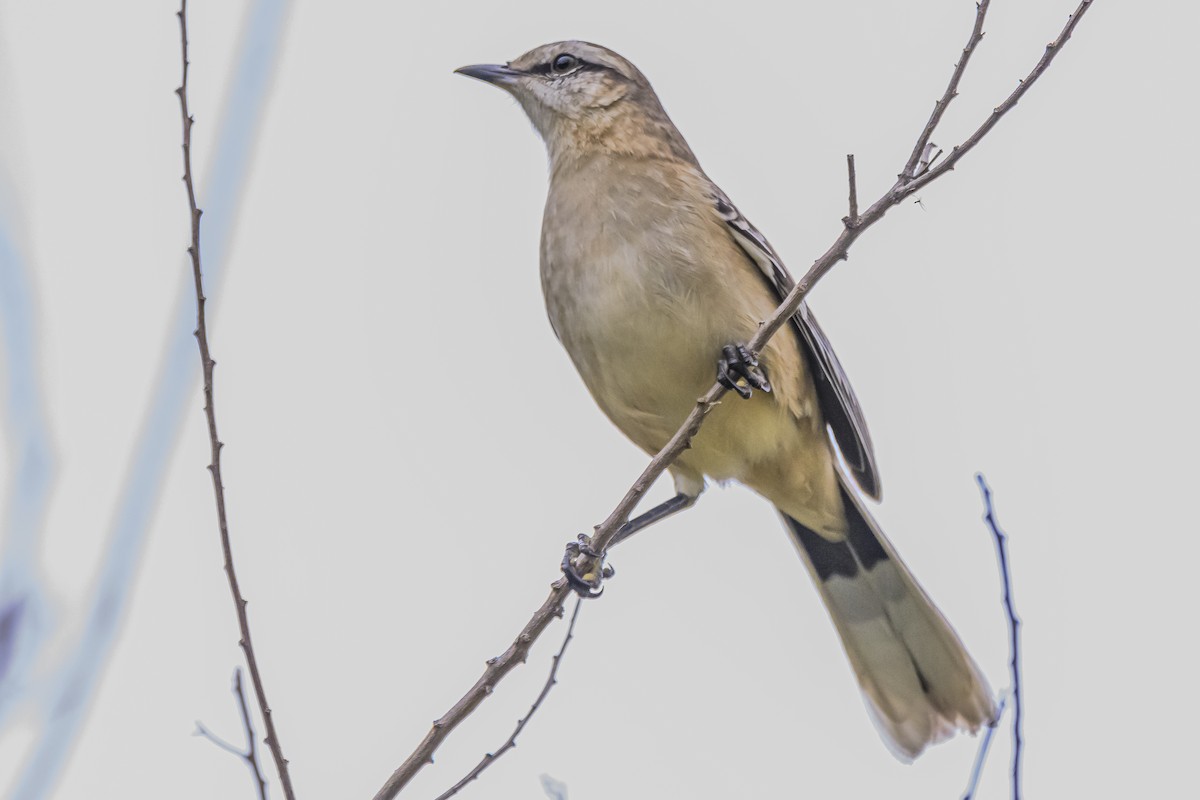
[456,41,695,164]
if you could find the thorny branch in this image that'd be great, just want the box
[375,3,1093,798]
[195,669,269,800]
[176,2,295,797]
[896,1,1092,201]
[904,0,991,179]
[432,598,584,800]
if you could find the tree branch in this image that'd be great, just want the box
[372,584,573,800]
[975,474,1025,799]
[195,720,247,759]
[844,154,860,227]
[175,3,295,797]
[371,3,1092,797]
[962,692,1009,800]
[195,668,270,800]
[900,0,1093,199]
[904,0,991,178]
[432,598,584,800]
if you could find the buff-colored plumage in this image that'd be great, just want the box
[541,153,844,534]
[458,40,996,759]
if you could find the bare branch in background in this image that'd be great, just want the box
[433,598,584,800]
[974,474,1025,799]
[540,774,569,800]
[175,2,295,797]
[962,692,1009,800]
[372,3,1093,797]
[2,5,291,795]
[195,668,269,800]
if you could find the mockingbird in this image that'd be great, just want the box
[457,40,996,760]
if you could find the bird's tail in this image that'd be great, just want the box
[782,486,997,760]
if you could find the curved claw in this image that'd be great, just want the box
[561,535,613,599]
[563,571,605,599]
[717,344,771,399]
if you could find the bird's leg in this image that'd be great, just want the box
[561,492,698,597]
[611,492,697,546]
[717,344,771,399]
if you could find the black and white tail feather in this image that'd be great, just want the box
[784,481,997,760]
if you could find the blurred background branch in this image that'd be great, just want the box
[0,3,292,797]
[0,135,56,737]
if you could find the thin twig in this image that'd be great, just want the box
[433,598,584,800]
[235,668,271,800]
[372,4,1092,797]
[844,154,860,227]
[373,583,574,800]
[195,720,247,758]
[175,3,295,797]
[195,669,270,800]
[900,0,1094,201]
[962,692,1009,800]
[903,0,991,178]
[976,474,1024,800]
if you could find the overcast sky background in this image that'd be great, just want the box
[0,1,1196,798]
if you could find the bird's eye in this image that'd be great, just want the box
[551,54,579,74]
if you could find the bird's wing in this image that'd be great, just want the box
[712,188,881,500]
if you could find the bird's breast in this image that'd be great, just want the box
[538,159,757,448]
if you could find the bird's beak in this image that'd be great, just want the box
[454,63,522,87]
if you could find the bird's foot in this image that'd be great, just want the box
[561,534,616,599]
[717,344,771,399]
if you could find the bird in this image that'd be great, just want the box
[456,40,996,760]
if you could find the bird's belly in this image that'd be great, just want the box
[555,288,712,443]
[548,277,802,484]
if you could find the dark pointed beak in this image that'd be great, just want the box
[454,63,521,86]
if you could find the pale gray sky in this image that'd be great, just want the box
[0,1,1196,798]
